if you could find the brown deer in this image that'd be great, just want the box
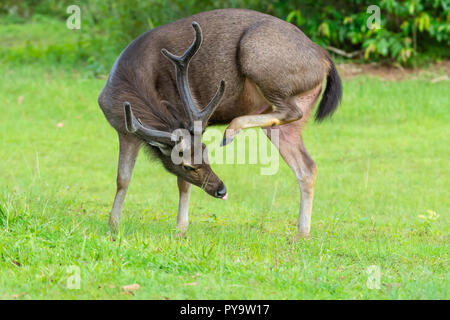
[98,9,342,238]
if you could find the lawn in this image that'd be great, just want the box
[0,23,449,300]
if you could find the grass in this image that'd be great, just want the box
[0,19,449,300]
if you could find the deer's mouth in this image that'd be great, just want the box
[213,185,227,200]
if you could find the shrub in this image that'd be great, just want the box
[0,0,448,72]
[284,0,449,66]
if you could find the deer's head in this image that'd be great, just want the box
[123,22,227,200]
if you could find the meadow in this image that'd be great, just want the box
[0,17,449,300]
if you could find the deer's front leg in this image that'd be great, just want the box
[109,133,141,232]
[176,177,191,237]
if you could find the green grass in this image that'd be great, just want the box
[0,15,83,62]
[0,63,448,299]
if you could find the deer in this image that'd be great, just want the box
[98,8,342,239]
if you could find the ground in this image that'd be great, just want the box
[0,61,448,299]
[338,60,450,81]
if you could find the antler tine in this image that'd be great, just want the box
[123,102,176,146]
[161,21,203,67]
[199,79,225,124]
[161,21,226,133]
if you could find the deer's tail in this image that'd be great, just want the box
[315,58,342,121]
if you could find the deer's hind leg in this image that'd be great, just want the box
[265,121,317,238]
[109,133,142,231]
[221,80,322,146]
[263,85,321,238]
[222,20,327,145]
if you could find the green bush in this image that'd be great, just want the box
[284,0,449,65]
[0,0,448,72]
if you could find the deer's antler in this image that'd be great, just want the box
[123,102,177,146]
[161,21,226,134]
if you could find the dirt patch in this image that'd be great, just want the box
[337,60,450,82]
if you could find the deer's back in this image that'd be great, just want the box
[99,9,327,130]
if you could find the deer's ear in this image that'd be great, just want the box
[148,141,172,156]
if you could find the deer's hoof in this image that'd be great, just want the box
[109,218,120,233]
[294,232,310,241]
[175,231,188,240]
[221,129,240,146]
[220,137,233,147]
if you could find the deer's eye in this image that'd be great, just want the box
[182,164,196,171]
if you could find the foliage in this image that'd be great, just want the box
[414,210,441,235]
[0,1,448,71]
[284,0,449,65]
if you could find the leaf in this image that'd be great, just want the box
[400,21,409,32]
[377,38,389,56]
[364,42,376,60]
[409,1,415,15]
[286,10,303,26]
[318,22,330,38]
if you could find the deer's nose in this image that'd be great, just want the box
[215,185,227,199]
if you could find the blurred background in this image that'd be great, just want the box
[0,0,449,75]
